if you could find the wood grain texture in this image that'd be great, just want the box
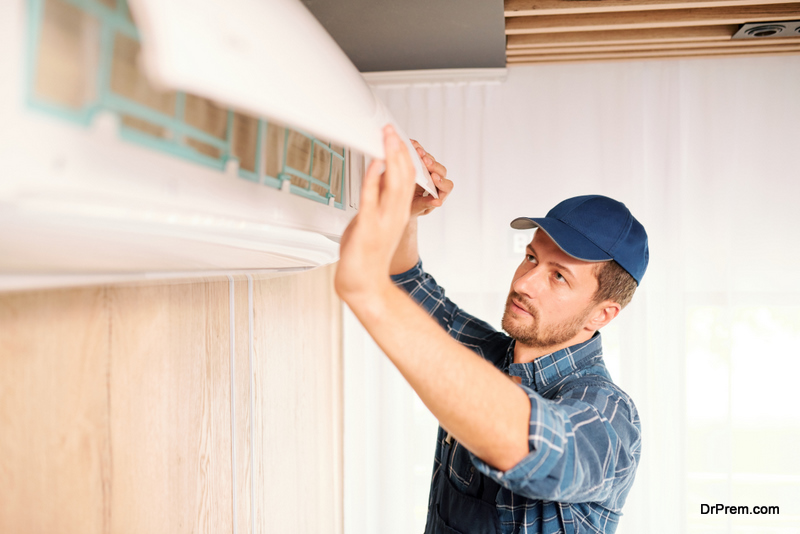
[233,276,254,534]
[106,281,233,534]
[505,3,800,34]
[506,25,739,48]
[252,264,343,534]
[329,270,344,534]
[0,287,111,534]
[507,44,800,62]
[0,269,343,534]
[507,36,800,54]
[503,0,800,61]
[505,0,800,16]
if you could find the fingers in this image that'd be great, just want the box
[433,172,454,198]
[382,125,415,207]
[411,140,448,182]
[421,156,447,188]
[407,135,455,217]
[360,158,384,215]
[412,139,428,163]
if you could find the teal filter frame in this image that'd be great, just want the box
[25,0,346,209]
[280,129,346,207]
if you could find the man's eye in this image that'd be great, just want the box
[525,254,536,263]
[554,272,565,282]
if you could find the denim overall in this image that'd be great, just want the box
[424,431,502,534]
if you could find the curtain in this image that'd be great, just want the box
[344,55,800,534]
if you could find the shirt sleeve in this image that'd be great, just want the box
[391,259,510,367]
[470,380,642,511]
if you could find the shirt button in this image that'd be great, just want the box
[470,466,475,473]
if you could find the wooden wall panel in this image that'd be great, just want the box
[233,276,254,534]
[106,281,233,534]
[0,266,342,534]
[0,288,111,534]
[252,265,343,534]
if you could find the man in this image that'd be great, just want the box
[335,125,647,534]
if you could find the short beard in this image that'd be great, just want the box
[501,291,592,350]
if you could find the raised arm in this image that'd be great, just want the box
[389,140,453,275]
[335,126,531,471]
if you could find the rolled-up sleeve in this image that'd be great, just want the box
[391,260,456,327]
[470,381,641,511]
[391,260,511,367]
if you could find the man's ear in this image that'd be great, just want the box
[586,301,621,331]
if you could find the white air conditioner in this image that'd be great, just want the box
[0,0,435,291]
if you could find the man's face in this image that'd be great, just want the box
[502,230,601,351]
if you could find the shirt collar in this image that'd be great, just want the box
[504,332,604,393]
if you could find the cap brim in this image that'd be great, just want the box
[510,217,613,263]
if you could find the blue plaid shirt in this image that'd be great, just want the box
[392,260,641,534]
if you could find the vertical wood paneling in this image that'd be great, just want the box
[233,277,254,534]
[252,264,343,534]
[329,270,345,534]
[0,267,343,534]
[106,281,233,534]
[0,288,110,534]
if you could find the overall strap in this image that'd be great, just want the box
[478,470,502,503]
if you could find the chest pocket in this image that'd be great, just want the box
[446,435,476,494]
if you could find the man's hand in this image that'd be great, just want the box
[410,140,453,217]
[386,140,454,275]
[335,125,417,301]
[334,128,531,472]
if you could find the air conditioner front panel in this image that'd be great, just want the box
[128,0,436,197]
[2,0,380,289]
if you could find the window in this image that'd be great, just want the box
[686,304,800,533]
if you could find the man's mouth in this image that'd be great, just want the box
[510,298,532,317]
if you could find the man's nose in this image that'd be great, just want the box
[512,266,545,299]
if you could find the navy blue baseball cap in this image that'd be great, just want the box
[510,195,649,284]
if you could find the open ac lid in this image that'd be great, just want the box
[127,0,437,197]
[2,0,384,291]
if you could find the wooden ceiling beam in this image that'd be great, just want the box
[505,0,800,17]
[505,3,800,34]
[506,44,800,61]
[507,26,739,47]
[507,36,800,54]
[508,49,800,64]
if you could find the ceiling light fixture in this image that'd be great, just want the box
[732,20,800,39]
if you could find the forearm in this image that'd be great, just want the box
[471,385,641,503]
[389,217,420,275]
[344,282,531,471]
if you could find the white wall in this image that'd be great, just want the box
[345,55,800,534]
